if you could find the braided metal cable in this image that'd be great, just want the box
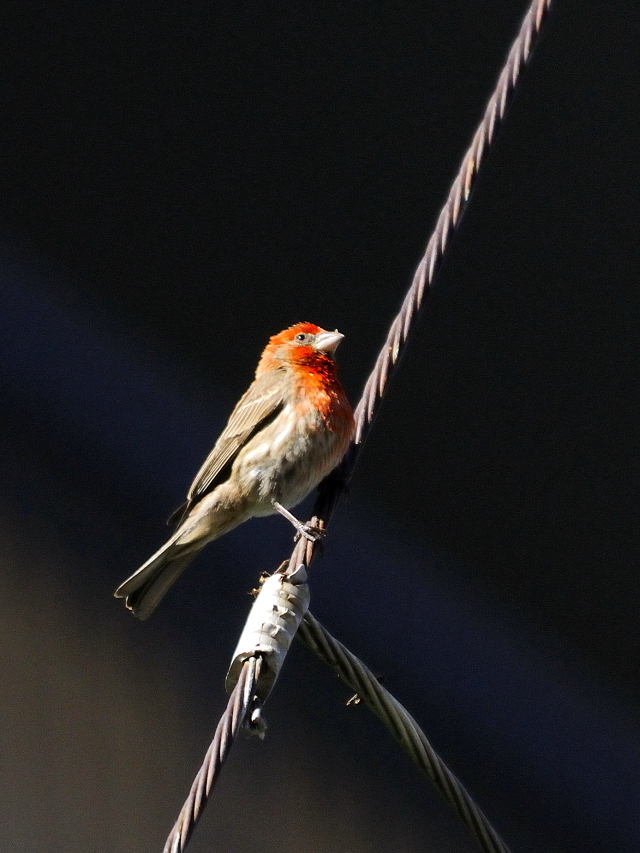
[297,612,512,853]
[163,657,259,853]
[352,0,552,447]
[287,0,553,577]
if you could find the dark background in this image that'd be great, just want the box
[1,1,638,851]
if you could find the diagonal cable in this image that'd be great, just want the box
[352,0,553,447]
[287,0,553,575]
[162,657,258,853]
[298,611,512,853]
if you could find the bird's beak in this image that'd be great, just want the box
[313,330,344,353]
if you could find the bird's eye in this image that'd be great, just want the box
[295,333,308,342]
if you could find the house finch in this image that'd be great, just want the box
[114,322,354,619]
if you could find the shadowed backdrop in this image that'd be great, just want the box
[1,2,638,851]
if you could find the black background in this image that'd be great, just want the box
[1,2,638,851]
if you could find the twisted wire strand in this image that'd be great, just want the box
[287,0,553,578]
[162,657,258,853]
[297,612,512,853]
[352,0,552,448]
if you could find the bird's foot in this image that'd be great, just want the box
[294,523,326,544]
[273,501,326,547]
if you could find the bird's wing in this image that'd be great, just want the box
[172,368,286,520]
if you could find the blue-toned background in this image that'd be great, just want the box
[1,2,638,851]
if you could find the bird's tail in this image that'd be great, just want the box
[114,532,203,620]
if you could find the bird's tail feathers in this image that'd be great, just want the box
[114,532,202,620]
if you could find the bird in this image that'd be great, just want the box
[114,322,354,619]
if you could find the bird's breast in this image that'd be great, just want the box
[231,400,351,514]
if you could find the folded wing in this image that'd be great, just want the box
[168,368,285,524]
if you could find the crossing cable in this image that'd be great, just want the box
[160,1,553,851]
[297,611,512,853]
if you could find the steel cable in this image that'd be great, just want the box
[298,612,512,853]
[352,0,553,448]
[286,0,553,580]
[162,657,259,853]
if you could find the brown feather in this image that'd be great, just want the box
[169,368,286,522]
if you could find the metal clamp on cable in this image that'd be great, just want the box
[226,564,310,704]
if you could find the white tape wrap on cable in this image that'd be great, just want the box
[225,565,310,702]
